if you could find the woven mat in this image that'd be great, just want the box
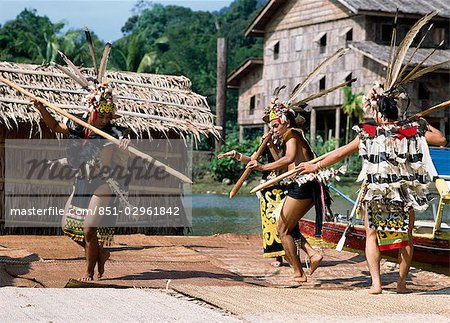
[172,284,450,317]
[0,248,40,263]
[5,259,263,288]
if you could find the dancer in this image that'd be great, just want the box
[33,28,132,280]
[247,104,332,283]
[34,84,131,280]
[243,48,352,283]
[298,92,445,293]
[218,124,303,267]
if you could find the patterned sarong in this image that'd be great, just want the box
[366,200,410,251]
[62,176,117,246]
[376,230,409,251]
[259,185,286,257]
[259,185,301,257]
[63,205,114,246]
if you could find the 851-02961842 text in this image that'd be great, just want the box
[96,206,180,217]
[8,206,180,217]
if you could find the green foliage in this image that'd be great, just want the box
[192,159,211,180]
[342,86,364,144]
[217,0,264,70]
[0,9,103,67]
[209,133,260,181]
[0,9,64,63]
[313,134,339,156]
[112,0,264,125]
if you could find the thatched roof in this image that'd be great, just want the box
[0,61,220,141]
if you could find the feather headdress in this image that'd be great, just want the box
[52,26,116,117]
[263,48,354,123]
[365,11,448,117]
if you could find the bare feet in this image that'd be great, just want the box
[97,249,110,279]
[397,283,412,294]
[80,274,94,282]
[308,253,323,275]
[270,256,283,267]
[368,285,382,294]
[293,275,307,283]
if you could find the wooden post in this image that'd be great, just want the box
[239,125,244,142]
[335,106,341,147]
[310,108,317,148]
[216,37,228,152]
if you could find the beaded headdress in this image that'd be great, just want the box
[53,27,118,120]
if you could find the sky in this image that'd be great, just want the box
[0,0,234,41]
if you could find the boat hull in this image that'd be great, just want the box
[299,219,450,267]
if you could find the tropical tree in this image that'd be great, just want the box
[0,9,64,64]
[0,9,104,68]
[57,29,104,67]
[341,86,364,144]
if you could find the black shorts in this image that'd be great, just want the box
[287,181,316,200]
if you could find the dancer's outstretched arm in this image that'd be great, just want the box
[296,137,359,174]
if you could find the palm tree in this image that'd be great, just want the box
[341,86,364,144]
[110,32,168,73]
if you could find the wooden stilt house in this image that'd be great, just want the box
[230,0,450,145]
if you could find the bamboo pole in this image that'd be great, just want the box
[0,75,192,183]
[229,130,273,199]
[249,151,334,194]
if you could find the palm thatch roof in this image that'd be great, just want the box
[0,61,220,141]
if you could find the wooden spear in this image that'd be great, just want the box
[249,151,334,194]
[410,99,450,119]
[229,129,273,199]
[0,75,192,184]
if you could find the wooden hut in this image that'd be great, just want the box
[0,61,219,235]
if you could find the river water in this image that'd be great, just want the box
[190,193,445,236]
